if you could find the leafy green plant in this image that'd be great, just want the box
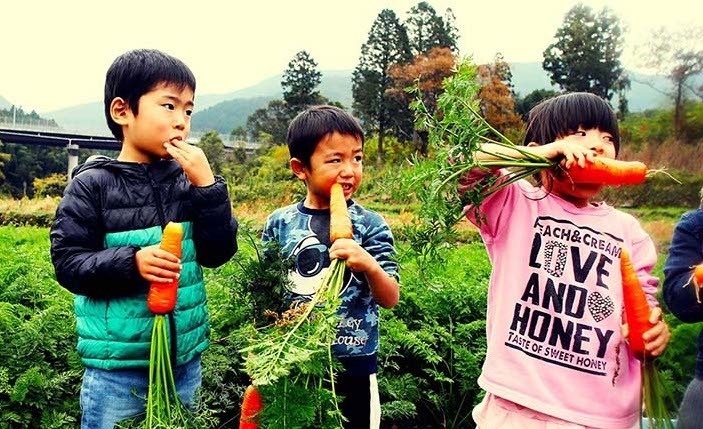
[0,226,82,429]
[379,241,490,429]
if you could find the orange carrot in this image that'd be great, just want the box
[147,222,183,315]
[239,384,263,429]
[622,250,677,427]
[685,262,703,303]
[694,263,703,286]
[565,158,647,186]
[329,183,352,242]
[620,248,655,359]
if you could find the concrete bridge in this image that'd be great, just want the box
[0,122,259,179]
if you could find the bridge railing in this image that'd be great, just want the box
[0,120,115,137]
[0,122,258,148]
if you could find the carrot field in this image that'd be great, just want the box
[0,200,697,428]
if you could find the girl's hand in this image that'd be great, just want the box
[530,139,597,169]
[642,307,671,357]
[164,140,216,187]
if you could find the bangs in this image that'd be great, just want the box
[524,92,619,150]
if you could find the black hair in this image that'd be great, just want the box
[523,92,620,155]
[103,49,196,141]
[286,105,364,167]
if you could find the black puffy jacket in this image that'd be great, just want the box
[50,155,238,369]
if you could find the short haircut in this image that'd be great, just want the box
[103,49,196,141]
[286,105,365,167]
[523,92,620,155]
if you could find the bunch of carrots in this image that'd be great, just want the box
[238,183,350,428]
[143,221,194,428]
[621,249,676,428]
[407,57,658,227]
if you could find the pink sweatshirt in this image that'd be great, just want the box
[465,171,658,428]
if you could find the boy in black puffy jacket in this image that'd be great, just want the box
[50,48,237,429]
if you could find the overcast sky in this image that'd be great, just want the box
[2,0,700,113]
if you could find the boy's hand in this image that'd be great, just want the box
[328,238,376,274]
[136,245,181,284]
[164,140,215,187]
[330,238,400,309]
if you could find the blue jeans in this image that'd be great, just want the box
[79,355,202,429]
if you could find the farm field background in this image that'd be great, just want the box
[0,188,698,428]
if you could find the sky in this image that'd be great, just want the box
[2,0,701,113]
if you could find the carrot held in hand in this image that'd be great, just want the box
[621,249,676,428]
[695,263,703,286]
[621,248,655,359]
[145,221,196,427]
[329,183,353,242]
[565,158,648,186]
[147,222,183,315]
[683,262,703,303]
[239,384,263,429]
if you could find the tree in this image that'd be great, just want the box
[404,2,458,55]
[352,9,412,162]
[230,126,247,141]
[245,51,331,145]
[198,131,226,176]
[638,24,703,141]
[0,143,65,198]
[281,50,324,109]
[542,3,628,102]
[477,55,524,139]
[388,46,456,154]
[245,99,291,144]
[514,89,559,120]
[0,141,11,182]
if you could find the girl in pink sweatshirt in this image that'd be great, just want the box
[464,92,670,428]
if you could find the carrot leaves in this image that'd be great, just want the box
[240,249,346,429]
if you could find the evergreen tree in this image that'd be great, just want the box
[282,50,323,109]
[352,9,412,162]
[542,3,627,101]
[514,89,559,120]
[245,99,291,145]
[244,51,329,145]
[405,1,457,56]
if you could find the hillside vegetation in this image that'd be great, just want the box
[6,63,694,137]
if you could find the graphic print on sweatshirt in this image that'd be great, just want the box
[287,233,352,297]
[505,215,622,376]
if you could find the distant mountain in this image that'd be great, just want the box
[191,70,354,134]
[508,62,676,111]
[26,63,688,136]
[192,96,274,135]
[44,102,112,136]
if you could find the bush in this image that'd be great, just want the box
[33,174,68,198]
[600,172,703,208]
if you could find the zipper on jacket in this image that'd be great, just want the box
[145,164,178,363]
[145,166,167,226]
